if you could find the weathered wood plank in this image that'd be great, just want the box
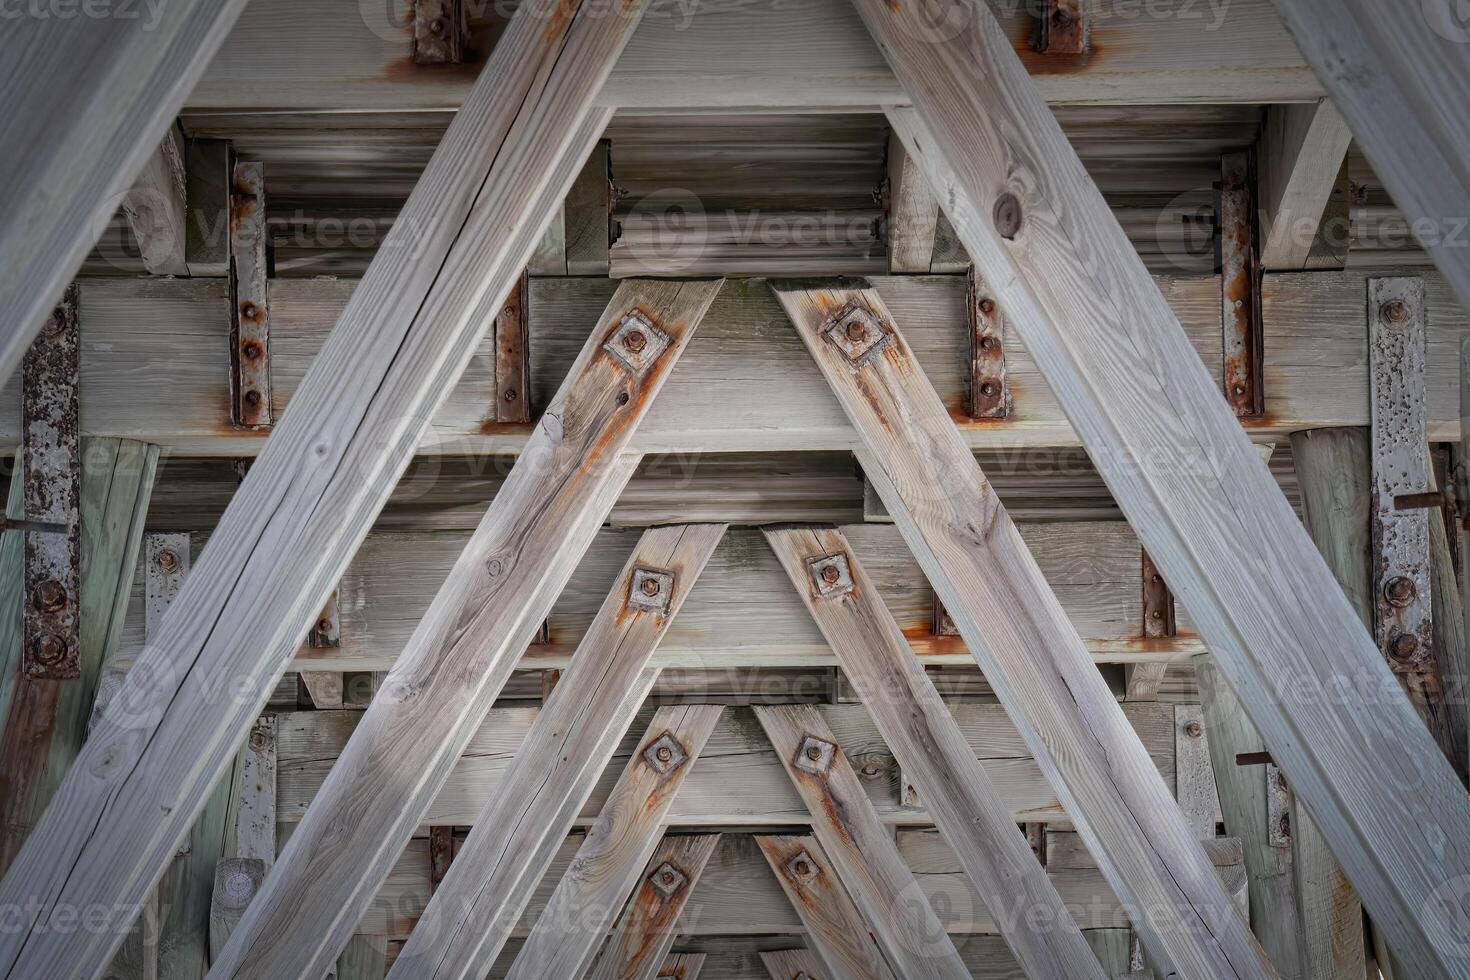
[122,128,190,277]
[0,0,248,386]
[587,834,723,980]
[656,952,705,980]
[385,523,725,978]
[212,279,718,979]
[764,525,1104,978]
[1257,101,1354,271]
[0,0,644,970]
[755,835,894,980]
[886,131,940,274]
[772,279,1267,978]
[754,705,970,978]
[188,0,1320,113]
[760,949,824,980]
[499,707,724,980]
[867,0,1470,969]
[1267,0,1470,310]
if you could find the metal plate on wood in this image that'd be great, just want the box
[1220,151,1263,417]
[145,534,191,636]
[494,272,531,423]
[1265,763,1292,848]
[414,0,465,64]
[805,553,853,598]
[822,304,890,367]
[628,566,675,616]
[793,735,836,775]
[1141,550,1175,638]
[967,267,1009,418]
[1369,278,1436,675]
[648,862,688,902]
[1032,0,1089,54]
[22,286,81,679]
[230,161,271,429]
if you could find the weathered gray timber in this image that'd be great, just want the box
[122,129,190,277]
[1257,101,1353,271]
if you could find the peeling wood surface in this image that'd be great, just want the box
[212,279,715,980]
[587,834,722,980]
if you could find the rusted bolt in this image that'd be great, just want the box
[641,577,661,597]
[502,388,518,403]
[820,564,841,586]
[622,329,648,354]
[156,548,179,574]
[248,731,268,753]
[243,389,262,408]
[241,341,262,360]
[793,860,811,877]
[32,579,67,613]
[661,870,678,886]
[655,745,673,764]
[1384,576,1417,608]
[240,302,260,322]
[1391,633,1420,660]
[1381,300,1410,326]
[806,744,824,762]
[1185,721,1203,739]
[31,633,67,667]
[316,617,334,634]
[979,298,997,316]
[979,382,999,397]
[978,336,997,352]
[428,15,445,35]
[844,319,867,343]
[1232,383,1247,397]
[993,192,1024,240]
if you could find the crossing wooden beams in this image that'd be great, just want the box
[385,523,726,979]
[0,0,249,386]
[210,278,718,979]
[764,525,1105,978]
[0,0,651,973]
[754,704,971,979]
[1266,0,1470,310]
[858,0,1470,969]
[772,279,1268,978]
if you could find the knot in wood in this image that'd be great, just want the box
[32,578,67,613]
[993,192,1024,240]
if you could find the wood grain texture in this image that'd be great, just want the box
[656,952,705,980]
[0,0,248,387]
[755,835,895,980]
[772,279,1268,979]
[760,948,825,980]
[763,526,1104,979]
[886,132,940,274]
[754,705,969,979]
[123,128,190,277]
[866,0,1470,969]
[500,707,724,980]
[1267,0,1470,309]
[1257,101,1353,271]
[387,524,726,979]
[587,834,722,980]
[213,279,718,980]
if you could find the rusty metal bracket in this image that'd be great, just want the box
[1219,151,1264,418]
[21,286,81,679]
[648,862,689,902]
[230,161,271,429]
[794,735,836,776]
[967,267,1010,418]
[1141,550,1176,638]
[413,0,466,64]
[805,553,854,599]
[628,566,675,616]
[429,825,455,893]
[1265,763,1292,848]
[643,732,688,775]
[1032,0,1089,54]
[822,304,890,367]
[494,271,531,423]
[605,310,671,377]
[1369,278,1437,677]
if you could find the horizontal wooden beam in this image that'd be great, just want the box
[112,525,1208,674]
[9,270,1466,455]
[272,702,1180,829]
[189,0,1320,113]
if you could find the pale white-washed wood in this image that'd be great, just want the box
[499,707,724,980]
[566,142,611,276]
[773,280,1268,978]
[214,279,717,979]
[760,949,824,980]
[389,524,726,978]
[754,835,895,980]
[755,705,969,979]
[656,952,705,980]
[587,834,722,980]
[870,0,1470,967]
[1174,705,1220,839]
[299,671,345,710]
[0,0,248,387]
[234,717,276,866]
[1267,0,1470,309]
[886,131,940,274]
[273,700,1176,829]
[529,203,567,276]
[338,935,388,980]
[1258,101,1354,271]
[1195,654,1306,979]
[0,1,648,971]
[764,525,1104,978]
[123,128,190,276]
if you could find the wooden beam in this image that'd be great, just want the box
[1257,101,1354,271]
[754,704,970,979]
[210,279,718,980]
[771,279,1268,978]
[755,835,895,979]
[0,0,648,972]
[384,523,726,977]
[586,834,723,980]
[1266,0,1470,310]
[122,128,189,277]
[499,707,724,980]
[885,131,940,274]
[862,1,1470,969]
[761,949,825,980]
[0,0,248,387]
[656,952,705,980]
[188,0,1321,113]
[763,525,1105,978]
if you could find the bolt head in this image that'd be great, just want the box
[1232,383,1247,397]
[1384,575,1417,607]
[844,320,867,342]
[648,861,688,901]
[785,850,821,885]
[623,329,648,354]
[656,745,673,763]
[806,553,853,598]
[979,382,998,397]
[794,735,836,775]
[644,732,687,774]
[155,549,179,574]
[820,565,840,585]
[32,579,67,613]
[241,341,262,360]
[1390,632,1421,661]
[1185,721,1203,739]
[1381,300,1410,326]
[243,389,262,408]
[978,297,997,316]
[641,577,661,597]
[502,388,518,403]
[30,633,68,667]
[248,731,268,753]
[979,336,997,351]
[316,617,334,634]
[240,302,260,322]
